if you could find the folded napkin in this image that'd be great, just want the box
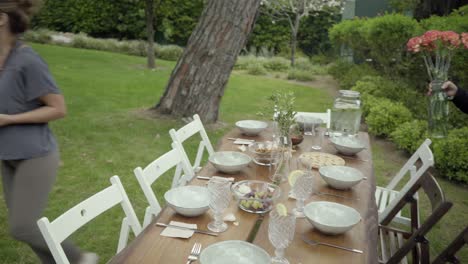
[160,221,197,239]
[233,139,254,145]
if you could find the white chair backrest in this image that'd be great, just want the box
[294,109,331,129]
[37,176,142,264]
[386,138,434,190]
[169,114,215,171]
[134,141,194,227]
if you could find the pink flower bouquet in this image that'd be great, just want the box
[407,30,467,81]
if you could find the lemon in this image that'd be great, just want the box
[276,203,288,216]
[288,170,305,187]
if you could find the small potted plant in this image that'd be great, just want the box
[289,123,304,145]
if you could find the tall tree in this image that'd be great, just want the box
[145,0,156,69]
[414,0,468,19]
[154,0,262,123]
[261,0,345,66]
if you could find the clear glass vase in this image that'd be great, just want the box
[270,135,292,185]
[429,80,449,138]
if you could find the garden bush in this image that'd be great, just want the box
[234,55,258,70]
[327,60,353,80]
[263,57,290,72]
[390,120,428,153]
[246,62,268,76]
[22,29,53,44]
[156,45,184,61]
[339,63,378,89]
[433,127,468,183]
[294,57,314,71]
[329,18,369,60]
[287,69,315,81]
[366,100,412,136]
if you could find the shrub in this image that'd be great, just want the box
[340,63,378,89]
[328,60,354,80]
[433,127,468,183]
[293,57,313,71]
[329,18,370,60]
[391,120,428,153]
[287,69,315,81]
[360,94,381,117]
[23,29,53,44]
[263,57,290,72]
[246,62,267,75]
[235,55,260,70]
[156,45,184,61]
[364,14,420,74]
[366,100,412,136]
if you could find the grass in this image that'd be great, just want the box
[0,44,466,263]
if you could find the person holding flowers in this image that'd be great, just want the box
[407,30,468,136]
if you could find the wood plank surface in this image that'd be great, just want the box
[109,128,378,263]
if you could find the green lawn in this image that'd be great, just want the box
[0,44,466,263]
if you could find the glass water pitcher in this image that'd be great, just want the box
[330,90,362,137]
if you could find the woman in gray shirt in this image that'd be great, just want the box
[0,1,96,263]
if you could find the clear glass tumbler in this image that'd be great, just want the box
[207,178,232,233]
[268,210,296,264]
[291,171,314,218]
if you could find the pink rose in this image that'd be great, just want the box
[421,30,442,47]
[407,36,422,52]
[440,31,460,49]
[462,33,468,49]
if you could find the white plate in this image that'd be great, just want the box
[319,165,364,190]
[236,120,268,136]
[209,151,252,174]
[304,201,361,235]
[200,240,270,264]
[164,186,210,217]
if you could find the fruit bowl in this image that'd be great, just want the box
[248,141,281,166]
[231,180,281,214]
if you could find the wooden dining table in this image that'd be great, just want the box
[109,128,379,264]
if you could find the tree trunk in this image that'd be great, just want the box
[145,0,156,69]
[414,0,467,19]
[154,0,261,123]
[290,14,301,67]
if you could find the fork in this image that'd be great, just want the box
[186,242,202,264]
[301,234,363,254]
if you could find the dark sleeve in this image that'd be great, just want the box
[21,53,60,101]
[452,88,468,114]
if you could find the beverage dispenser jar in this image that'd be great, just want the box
[330,90,362,137]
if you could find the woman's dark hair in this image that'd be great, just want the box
[0,0,41,34]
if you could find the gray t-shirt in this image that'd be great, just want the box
[0,42,60,160]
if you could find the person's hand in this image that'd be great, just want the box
[427,81,458,97]
[0,114,13,127]
[442,81,458,97]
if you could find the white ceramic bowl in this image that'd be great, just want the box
[304,201,361,235]
[231,180,281,214]
[319,165,364,190]
[235,120,268,136]
[200,240,270,264]
[209,151,252,174]
[164,186,210,217]
[330,136,365,155]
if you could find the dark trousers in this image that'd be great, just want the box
[1,150,82,264]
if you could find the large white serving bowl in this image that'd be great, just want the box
[164,186,210,217]
[200,240,270,264]
[304,201,361,235]
[209,151,252,174]
[319,165,364,190]
[235,120,268,136]
[330,136,365,156]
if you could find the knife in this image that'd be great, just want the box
[156,223,219,237]
[301,234,363,254]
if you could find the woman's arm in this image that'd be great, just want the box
[0,93,66,126]
[452,88,468,114]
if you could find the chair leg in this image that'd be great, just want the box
[142,207,153,228]
[117,217,130,253]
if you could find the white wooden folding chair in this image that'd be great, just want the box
[169,114,215,172]
[376,138,434,227]
[294,109,332,130]
[37,176,142,264]
[134,141,194,227]
[378,173,452,264]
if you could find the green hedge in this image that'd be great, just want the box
[433,127,468,183]
[366,100,413,136]
[391,120,428,153]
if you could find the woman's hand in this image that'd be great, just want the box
[0,114,13,127]
[428,81,458,97]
